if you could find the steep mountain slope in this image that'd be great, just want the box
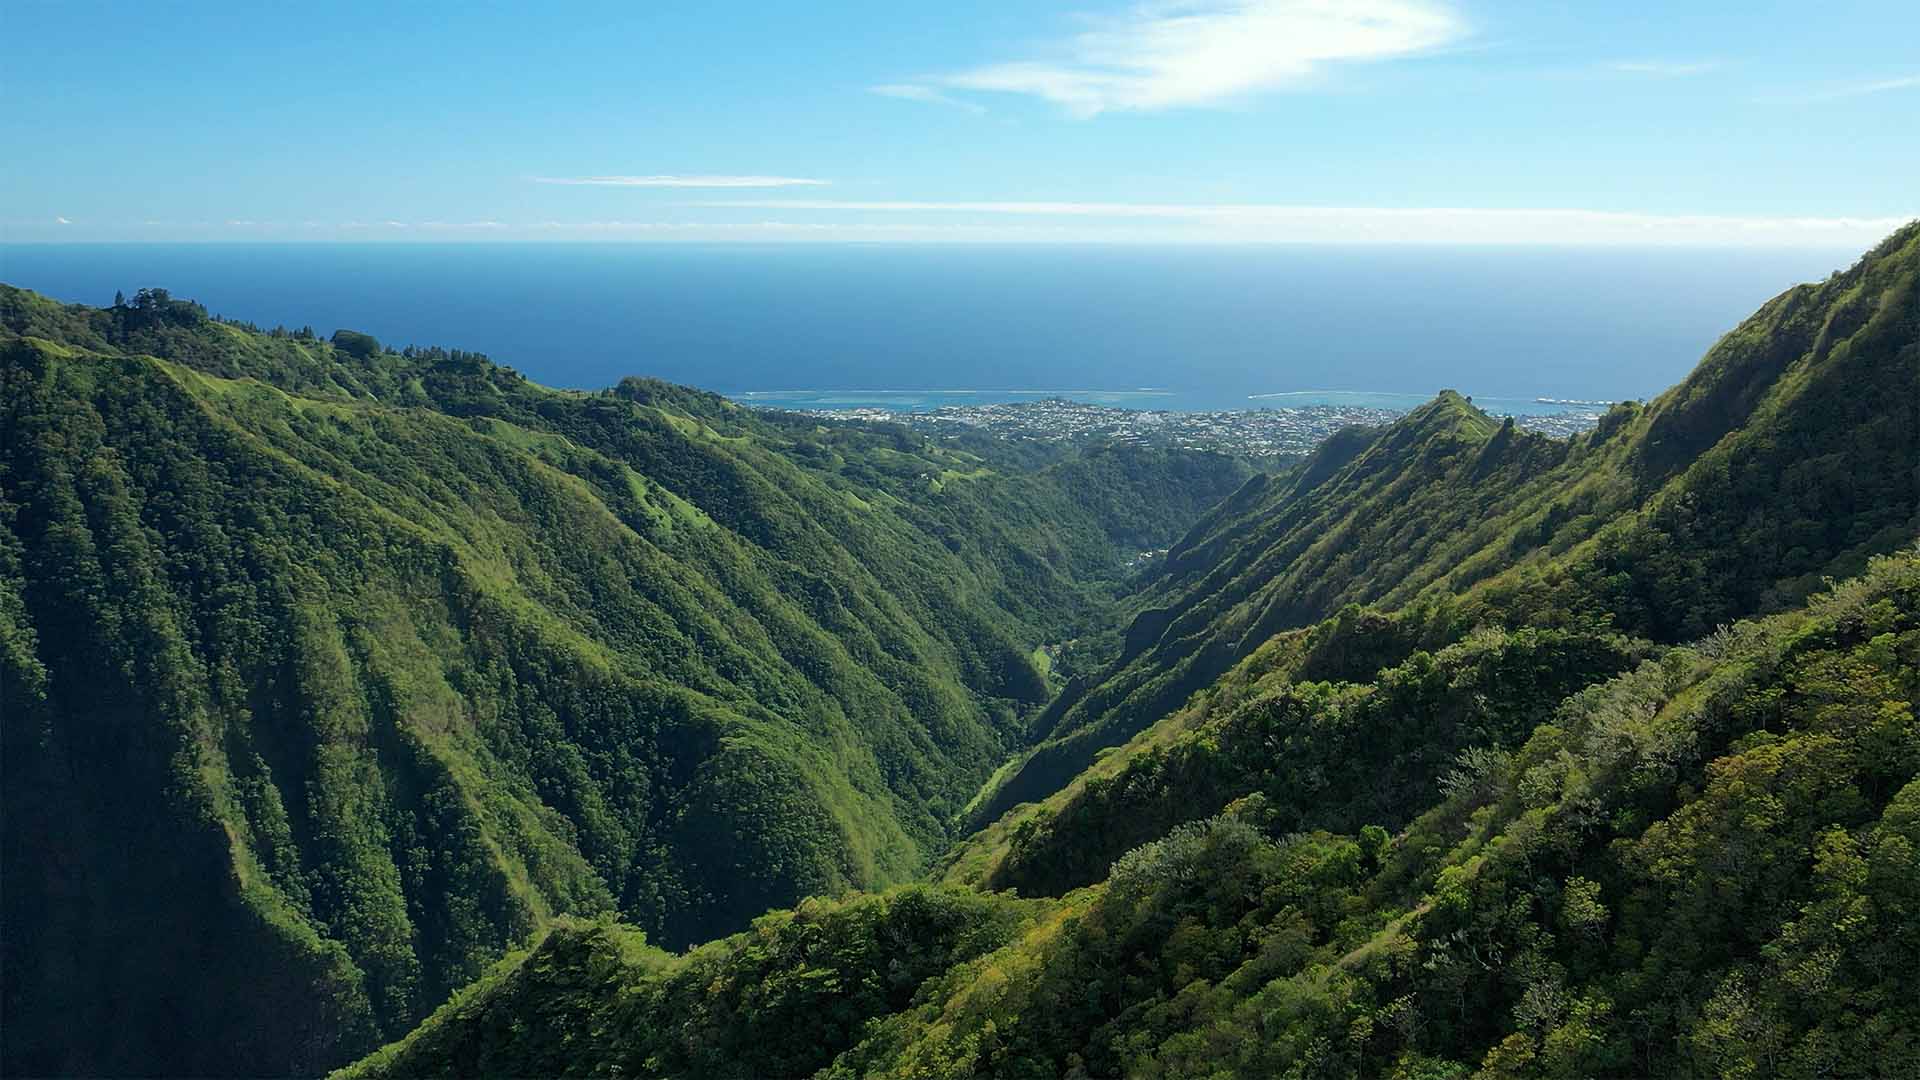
[13,222,1919,1080]
[964,223,1919,827]
[344,550,1920,1079]
[341,226,1917,1080]
[976,623,1653,898]
[341,886,1043,1080]
[0,287,1247,1077]
[831,553,1920,1079]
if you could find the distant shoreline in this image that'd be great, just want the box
[733,387,1614,417]
[745,393,1609,455]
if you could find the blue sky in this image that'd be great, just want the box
[4,0,1916,245]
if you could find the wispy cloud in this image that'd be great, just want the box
[1765,73,1920,104]
[54,216,71,225]
[685,199,1914,246]
[526,221,1062,235]
[1607,59,1719,77]
[869,83,987,114]
[535,174,831,188]
[879,0,1466,117]
[32,209,1910,247]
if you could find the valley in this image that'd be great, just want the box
[2,221,1915,1079]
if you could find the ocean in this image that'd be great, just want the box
[0,243,1860,414]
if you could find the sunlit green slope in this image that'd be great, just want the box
[0,285,1246,1077]
[342,225,1917,1080]
[345,550,1920,1079]
[11,220,1918,1080]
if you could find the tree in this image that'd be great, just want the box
[330,329,382,360]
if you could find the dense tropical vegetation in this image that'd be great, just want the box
[0,284,1244,1076]
[347,221,1916,1078]
[3,221,1915,1078]
[347,550,1920,1079]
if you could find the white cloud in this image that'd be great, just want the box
[526,221,1062,235]
[1766,73,1920,104]
[1607,59,1719,77]
[869,83,987,114]
[684,200,1914,247]
[54,216,71,225]
[535,174,831,188]
[40,209,1909,247]
[883,0,1465,117]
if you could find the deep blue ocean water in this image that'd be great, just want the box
[0,243,1860,413]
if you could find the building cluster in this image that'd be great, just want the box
[777,397,1605,459]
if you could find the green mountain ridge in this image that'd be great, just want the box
[0,286,1248,1076]
[4,222,1917,1079]
[961,224,1918,830]
[338,224,1916,1079]
[349,547,1920,1079]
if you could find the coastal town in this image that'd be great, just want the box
[775,397,1609,460]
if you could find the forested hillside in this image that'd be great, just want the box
[348,550,1920,1079]
[337,224,1917,1079]
[0,286,1246,1077]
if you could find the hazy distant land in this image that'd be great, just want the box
[762,395,1608,459]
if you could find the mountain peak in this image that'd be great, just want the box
[1361,388,1501,460]
[1411,388,1498,433]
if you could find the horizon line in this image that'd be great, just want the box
[9,207,1910,249]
